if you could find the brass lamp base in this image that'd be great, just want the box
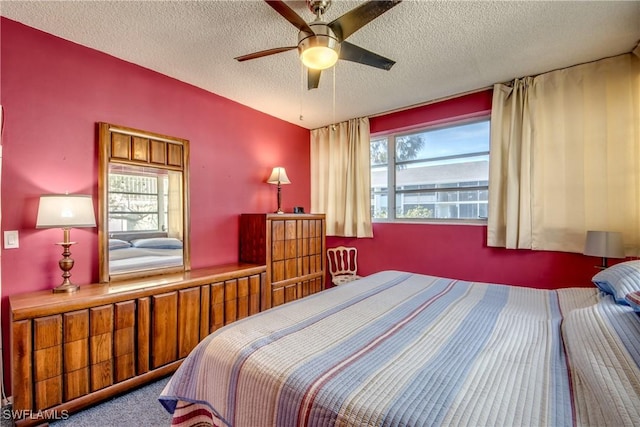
[53,280,80,293]
[53,235,79,293]
[274,183,285,214]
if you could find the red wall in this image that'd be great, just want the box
[0,18,310,388]
[328,90,608,290]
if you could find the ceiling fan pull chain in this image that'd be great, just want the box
[300,62,304,121]
[332,64,336,130]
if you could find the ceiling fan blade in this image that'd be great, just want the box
[339,41,395,70]
[234,46,297,62]
[265,0,314,34]
[308,68,321,90]
[329,0,402,41]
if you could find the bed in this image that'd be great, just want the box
[109,236,183,273]
[159,268,640,426]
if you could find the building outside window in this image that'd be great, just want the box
[371,119,490,222]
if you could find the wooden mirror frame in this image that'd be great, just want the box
[98,122,191,283]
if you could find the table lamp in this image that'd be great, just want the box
[267,167,291,214]
[36,194,96,293]
[583,230,625,269]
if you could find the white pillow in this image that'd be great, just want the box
[130,237,183,249]
[592,260,640,305]
[109,238,131,250]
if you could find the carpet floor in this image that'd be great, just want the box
[50,376,172,427]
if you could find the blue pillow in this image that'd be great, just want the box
[592,260,640,305]
[109,238,131,250]
[626,291,640,312]
[131,237,183,249]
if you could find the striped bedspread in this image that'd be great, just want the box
[563,295,640,426]
[159,270,640,426]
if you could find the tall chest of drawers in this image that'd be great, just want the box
[239,213,326,308]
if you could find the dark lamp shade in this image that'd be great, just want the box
[583,230,625,259]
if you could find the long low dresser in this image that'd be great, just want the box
[10,263,266,426]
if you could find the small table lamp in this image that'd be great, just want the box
[267,167,291,214]
[36,194,96,293]
[583,230,625,269]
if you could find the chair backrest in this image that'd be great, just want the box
[327,246,358,278]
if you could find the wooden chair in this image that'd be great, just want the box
[327,246,362,286]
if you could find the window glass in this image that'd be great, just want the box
[371,119,490,222]
[108,166,169,232]
[371,138,389,219]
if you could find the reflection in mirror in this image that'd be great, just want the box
[98,122,190,283]
[107,164,184,275]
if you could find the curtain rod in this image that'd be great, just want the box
[502,49,638,87]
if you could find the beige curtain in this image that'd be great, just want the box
[488,53,640,254]
[487,78,534,249]
[311,117,373,237]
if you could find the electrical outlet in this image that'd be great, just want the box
[3,231,18,249]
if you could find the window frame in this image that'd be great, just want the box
[371,116,491,225]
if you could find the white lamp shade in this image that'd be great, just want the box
[267,167,291,185]
[36,194,96,228]
[584,230,625,259]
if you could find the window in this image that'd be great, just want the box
[371,119,490,222]
[108,165,170,232]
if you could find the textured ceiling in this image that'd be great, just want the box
[1,1,639,129]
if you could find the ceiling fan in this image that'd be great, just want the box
[235,0,402,89]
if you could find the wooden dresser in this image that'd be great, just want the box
[10,263,266,426]
[239,213,326,307]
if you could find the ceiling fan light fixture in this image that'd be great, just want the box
[300,45,338,70]
[236,0,402,86]
[298,26,340,70]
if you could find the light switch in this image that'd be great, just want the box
[4,230,19,249]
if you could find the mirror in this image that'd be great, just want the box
[98,122,190,282]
